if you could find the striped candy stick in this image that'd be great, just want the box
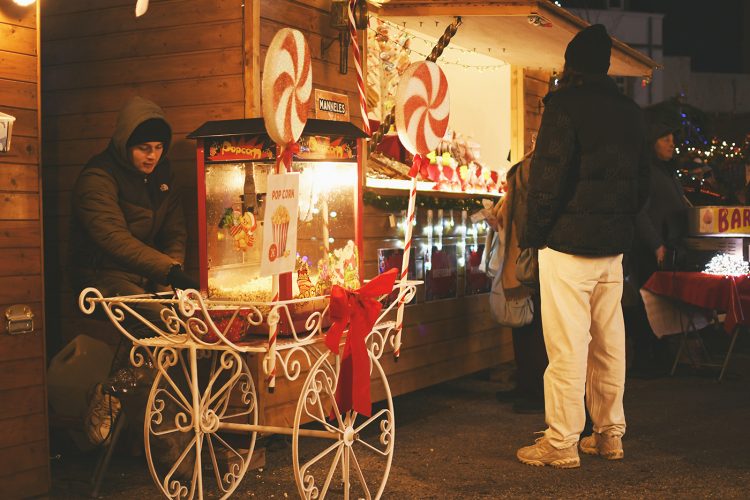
[266,277,280,392]
[348,0,370,135]
[394,168,419,359]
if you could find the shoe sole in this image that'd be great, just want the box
[579,443,624,460]
[517,457,581,469]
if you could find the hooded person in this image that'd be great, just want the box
[72,97,197,475]
[633,112,689,283]
[624,113,689,379]
[72,96,197,310]
[516,24,651,468]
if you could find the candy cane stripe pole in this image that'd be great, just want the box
[349,0,370,135]
[393,175,417,358]
[266,282,279,392]
[393,61,451,360]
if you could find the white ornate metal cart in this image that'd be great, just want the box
[80,279,417,500]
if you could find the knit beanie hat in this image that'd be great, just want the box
[126,118,171,149]
[564,24,612,74]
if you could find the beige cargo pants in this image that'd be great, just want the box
[538,247,627,448]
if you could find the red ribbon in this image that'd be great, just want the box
[408,153,428,179]
[325,268,398,416]
[275,141,301,173]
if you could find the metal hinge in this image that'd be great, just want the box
[4,304,34,335]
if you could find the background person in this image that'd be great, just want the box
[627,115,689,377]
[490,152,547,414]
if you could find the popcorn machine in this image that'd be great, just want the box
[188,118,368,305]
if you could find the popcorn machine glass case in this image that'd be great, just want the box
[188,119,367,302]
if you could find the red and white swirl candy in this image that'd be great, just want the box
[395,61,450,155]
[262,28,313,145]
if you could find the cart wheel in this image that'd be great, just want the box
[292,350,394,500]
[144,347,258,499]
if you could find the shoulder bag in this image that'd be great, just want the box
[488,229,534,327]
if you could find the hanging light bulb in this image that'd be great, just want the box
[13,0,36,5]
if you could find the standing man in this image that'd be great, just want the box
[516,25,650,468]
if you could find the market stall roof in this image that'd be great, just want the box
[374,0,658,77]
[188,118,368,139]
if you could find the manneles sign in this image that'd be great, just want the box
[260,173,300,276]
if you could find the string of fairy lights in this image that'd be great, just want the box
[372,18,509,72]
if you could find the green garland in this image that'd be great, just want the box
[363,189,497,212]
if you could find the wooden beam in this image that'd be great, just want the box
[376,1,534,17]
[510,65,525,164]
[244,0,261,117]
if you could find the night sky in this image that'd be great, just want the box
[563,0,745,73]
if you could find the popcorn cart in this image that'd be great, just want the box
[79,117,418,499]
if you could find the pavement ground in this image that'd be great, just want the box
[49,330,750,499]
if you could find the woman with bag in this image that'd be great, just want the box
[488,151,547,414]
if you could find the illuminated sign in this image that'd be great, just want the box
[697,207,750,236]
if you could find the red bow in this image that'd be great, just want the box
[275,142,301,173]
[408,153,428,179]
[325,268,398,416]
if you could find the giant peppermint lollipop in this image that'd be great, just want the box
[393,61,450,360]
[260,28,312,392]
[395,61,450,156]
[262,28,312,149]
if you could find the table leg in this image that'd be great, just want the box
[671,331,686,376]
[718,326,741,383]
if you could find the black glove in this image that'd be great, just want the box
[166,264,199,290]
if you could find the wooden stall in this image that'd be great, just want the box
[0,2,50,498]
[39,0,655,431]
[357,0,658,403]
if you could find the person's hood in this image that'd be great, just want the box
[643,107,680,144]
[108,96,172,173]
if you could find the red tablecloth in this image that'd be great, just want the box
[643,272,750,333]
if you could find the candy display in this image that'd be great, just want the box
[425,133,502,193]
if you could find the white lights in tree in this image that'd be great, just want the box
[703,253,750,276]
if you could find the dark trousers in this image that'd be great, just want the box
[625,248,670,369]
[512,293,547,400]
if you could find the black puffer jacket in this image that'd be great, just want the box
[71,97,187,290]
[523,75,650,256]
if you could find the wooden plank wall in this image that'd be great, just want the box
[0,3,50,498]
[42,0,247,350]
[41,0,364,351]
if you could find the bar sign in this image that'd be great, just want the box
[314,89,350,122]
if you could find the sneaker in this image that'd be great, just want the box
[579,432,624,460]
[84,383,122,446]
[517,434,580,468]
